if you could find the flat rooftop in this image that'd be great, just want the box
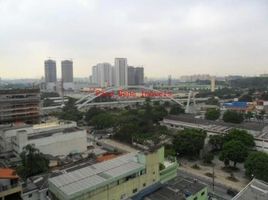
[28,127,81,140]
[145,176,206,200]
[49,153,145,198]
[164,115,268,137]
[233,179,268,200]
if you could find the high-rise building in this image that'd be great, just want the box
[61,60,74,90]
[44,59,57,91]
[135,67,144,85]
[97,63,112,87]
[91,63,112,87]
[115,58,128,87]
[91,65,98,85]
[127,66,144,86]
[127,66,136,86]
[211,76,216,92]
[111,66,116,86]
[168,75,172,86]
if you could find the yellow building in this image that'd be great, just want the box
[48,147,177,200]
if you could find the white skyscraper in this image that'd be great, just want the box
[91,63,112,87]
[97,63,112,87]
[115,58,128,87]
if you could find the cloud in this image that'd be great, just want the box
[0,0,268,78]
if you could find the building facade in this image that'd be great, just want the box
[0,121,87,156]
[0,89,40,124]
[48,147,177,200]
[61,60,74,90]
[128,66,144,86]
[0,168,22,200]
[44,59,57,91]
[115,58,128,87]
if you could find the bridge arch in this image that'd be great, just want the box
[75,85,184,109]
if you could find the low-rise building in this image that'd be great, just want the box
[48,147,177,200]
[0,121,87,156]
[144,176,208,200]
[232,178,268,200]
[162,114,268,153]
[0,168,22,200]
[0,88,41,124]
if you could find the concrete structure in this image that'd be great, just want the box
[232,178,268,200]
[0,168,22,200]
[44,59,57,91]
[61,60,74,91]
[162,114,268,153]
[128,66,144,86]
[91,63,113,87]
[115,58,128,87]
[0,121,87,156]
[145,176,208,200]
[210,76,215,92]
[48,147,177,200]
[0,89,40,124]
[128,66,136,86]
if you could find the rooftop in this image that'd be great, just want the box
[49,153,145,198]
[145,176,206,200]
[28,127,81,140]
[232,179,268,200]
[165,114,267,133]
[0,168,19,179]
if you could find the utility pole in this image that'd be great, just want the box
[212,165,215,192]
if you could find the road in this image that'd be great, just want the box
[177,169,234,200]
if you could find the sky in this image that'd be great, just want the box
[1,0,268,79]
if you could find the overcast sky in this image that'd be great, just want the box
[1,0,268,79]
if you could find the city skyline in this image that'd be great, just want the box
[1,0,268,78]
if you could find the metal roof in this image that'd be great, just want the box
[49,153,145,198]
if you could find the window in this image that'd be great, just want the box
[133,188,138,193]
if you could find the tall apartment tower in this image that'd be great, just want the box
[61,60,74,90]
[97,63,112,87]
[128,66,144,86]
[44,59,57,91]
[135,67,144,85]
[92,65,98,85]
[115,58,128,87]
[127,66,136,86]
[211,76,216,92]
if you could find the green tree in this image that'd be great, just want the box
[169,105,185,115]
[209,135,224,151]
[206,97,219,105]
[91,113,115,129]
[223,110,244,124]
[219,140,248,167]
[16,145,49,179]
[85,107,102,124]
[59,97,83,122]
[205,108,220,120]
[244,151,268,182]
[203,153,214,164]
[224,129,255,148]
[173,129,207,158]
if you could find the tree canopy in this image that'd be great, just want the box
[244,151,268,182]
[209,134,224,151]
[173,129,207,158]
[59,97,83,122]
[223,110,244,124]
[16,145,49,179]
[224,129,255,147]
[219,140,248,167]
[205,108,220,120]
